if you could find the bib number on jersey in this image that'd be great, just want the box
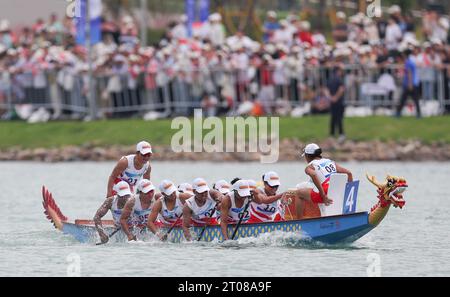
[238,210,250,220]
[262,204,276,213]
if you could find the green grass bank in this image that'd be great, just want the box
[1,116,449,149]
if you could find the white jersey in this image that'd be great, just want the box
[111,195,131,227]
[227,191,251,223]
[308,158,337,184]
[249,187,280,222]
[158,192,184,225]
[185,193,217,225]
[131,195,154,227]
[119,155,150,190]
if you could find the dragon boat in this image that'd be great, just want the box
[42,174,407,245]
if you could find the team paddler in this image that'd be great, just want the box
[178,183,194,195]
[119,179,156,241]
[220,179,285,240]
[182,178,224,241]
[287,143,353,218]
[106,141,152,197]
[248,171,288,223]
[94,181,133,244]
[146,180,193,240]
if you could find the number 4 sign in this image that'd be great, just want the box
[343,181,359,214]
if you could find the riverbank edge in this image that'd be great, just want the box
[1,138,449,162]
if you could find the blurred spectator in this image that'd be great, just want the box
[333,11,348,43]
[435,17,449,44]
[385,16,403,53]
[311,86,331,114]
[47,13,64,45]
[1,7,450,121]
[396,49,421,118]
[207,13,225,47]
[416,43,440,100]
[226,30,254,50]
[171,15,188,40]
[327,67,346,140]
[263,11,280,43]
[388,5,406,33]
[0,20,13,49]
[120,16,139,46]
[364,17,379,45]
[273,20,293,45]
[201,93,218,116]
[298,21,312,45]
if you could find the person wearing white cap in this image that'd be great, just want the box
[248,172,287,223]
[119,179,156,241]
[213,180,231,195]
[146,180,193,240]
[219,179,252,240]
[287,143,353,219]
[263,11,280,43]
[219,178,281,240]
[106,141,153,198]
[182,178,224,241]
[94,181,133,244]
[178,183,194,196]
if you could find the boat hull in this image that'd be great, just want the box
[58,212,373,244]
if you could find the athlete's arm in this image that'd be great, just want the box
[179,192,194,202]
[120,198,136,241]
[305,165,326,199]
[247,189,262,204]
[182,204,193,241]
[258,193,284,204]
[220,196,231,241]
[335,163,353,182]
[144,165,151,180]
[94,198,113,243]
[209,190,224,209]
[147,199,162,237]
[107,158,128,197]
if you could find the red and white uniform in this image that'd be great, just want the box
[226,191,251,224]
[157,192,184,227]
[308,158,337,203]
[114,155,150,193]
[185,193,218,226]
[248,187,283,223]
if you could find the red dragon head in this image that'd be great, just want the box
[366,174,408,209]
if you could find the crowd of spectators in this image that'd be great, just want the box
[1,5,450,121]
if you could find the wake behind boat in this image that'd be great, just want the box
[42,174,408,245]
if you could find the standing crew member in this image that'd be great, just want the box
[288,143,353,219]
[106,141,152,197]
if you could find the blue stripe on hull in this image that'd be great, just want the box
[61,212,372,245]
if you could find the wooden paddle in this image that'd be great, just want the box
[197,208,217,241]
[95,227,121,245]
[231,198,251,240]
